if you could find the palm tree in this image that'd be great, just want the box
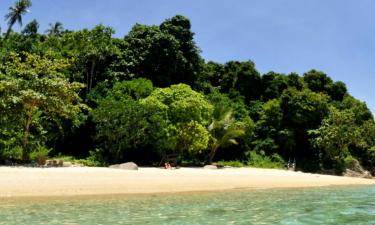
[46,22,64,36]
[207,111,246,163]
[4,0,32,39]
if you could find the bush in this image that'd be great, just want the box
[30,146,51,165]
[73,150,105,167]
[246,151,285,169]
[343,155,357,168]
[1,146,23,162]
[217,160,245,167]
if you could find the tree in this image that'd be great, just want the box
[46,22,64,37]
[220,61,262,102]
[208,111,246,163]
[309,107,361,163]
[0,52,85,160]
[281,88,329,129]
[328,81,347,101]
[194,61,224,93]
[337,95,373,125]
[141,84,213,158]
[107,15,202,87]
[280,88,330,170]
[91,94,152,162]
[4,0,32,39]
[165,121,210,159]
[61,25,117,97]
[251,99,284,154]
[159,15,202,85]
[21,19,39,36]
[303,70,333,94]
[92,83,213,163]
[286,73,304,91]
[261,71,288,101]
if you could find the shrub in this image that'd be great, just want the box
[1,146,23,162]
[30,146,51,165]
[246,151,285,169]
[217,160,245,167]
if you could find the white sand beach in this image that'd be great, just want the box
[0,167,374,197]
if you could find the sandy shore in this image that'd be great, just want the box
[0,166,374,197]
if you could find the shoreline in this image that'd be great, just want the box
[0,166,374,198]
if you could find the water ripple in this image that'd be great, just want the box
[1,186,375,224]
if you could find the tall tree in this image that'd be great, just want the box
[309,107,361,165]
[108,15,202,87]
[208,111,246,163]
[141,84,213,158]
[4,0,32,39]
[0,52,86,160]
[46,22,64,37]
[220,61,262,102]
[62,25,117,96]
[21,19,38,36]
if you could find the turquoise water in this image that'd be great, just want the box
[1,186,375,224]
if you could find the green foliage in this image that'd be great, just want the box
[338,95,373,125]
[46,22,64,37]
[92,83,213,163]
[208,110,248,162]
[246,151,285,169]
[144,84,213,125]
[142,84,213,157]
[0,11,374,172]
[309,107,361,162]
[111,78,154,100]
[261,71,288,101]
[217,160,246,167]
[29,146,51,165]
[303,70,333,94]
[0,52,86,160]
[108,15,202,87]
[220,61,262,102]
[91,91,151,162]
[1,146,23,161]
[165,121,210,156]
[4,0,32,39]
[281,88,329,128]
[22,19,39,37]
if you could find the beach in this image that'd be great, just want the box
[0,166,374,198]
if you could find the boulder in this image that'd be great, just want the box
[343,169,372,179]
[62,161,73,167]
[343,159,372,179]
[203,165,217,169]
[109,162,138,170]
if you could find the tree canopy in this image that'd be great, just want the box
[0,6,374,174]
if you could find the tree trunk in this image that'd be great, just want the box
[208,145,219,164]
[4,25,14,40]
[89,59,96,92]
[22,110,33,161]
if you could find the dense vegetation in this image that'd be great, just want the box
[1,0,374,173]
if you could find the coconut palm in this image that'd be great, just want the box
[207,111,246,163]
[4,0,32,39]
[46,22,64,36]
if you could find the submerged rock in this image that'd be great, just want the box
[109,162,138,170]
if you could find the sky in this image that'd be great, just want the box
[1,0,374,113]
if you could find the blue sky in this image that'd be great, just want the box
[1,0,374,113]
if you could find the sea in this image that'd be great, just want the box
[0,185,375,224]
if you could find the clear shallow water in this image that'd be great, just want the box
[1,186,375,225]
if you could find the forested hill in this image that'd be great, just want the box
[0,2,374,173]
